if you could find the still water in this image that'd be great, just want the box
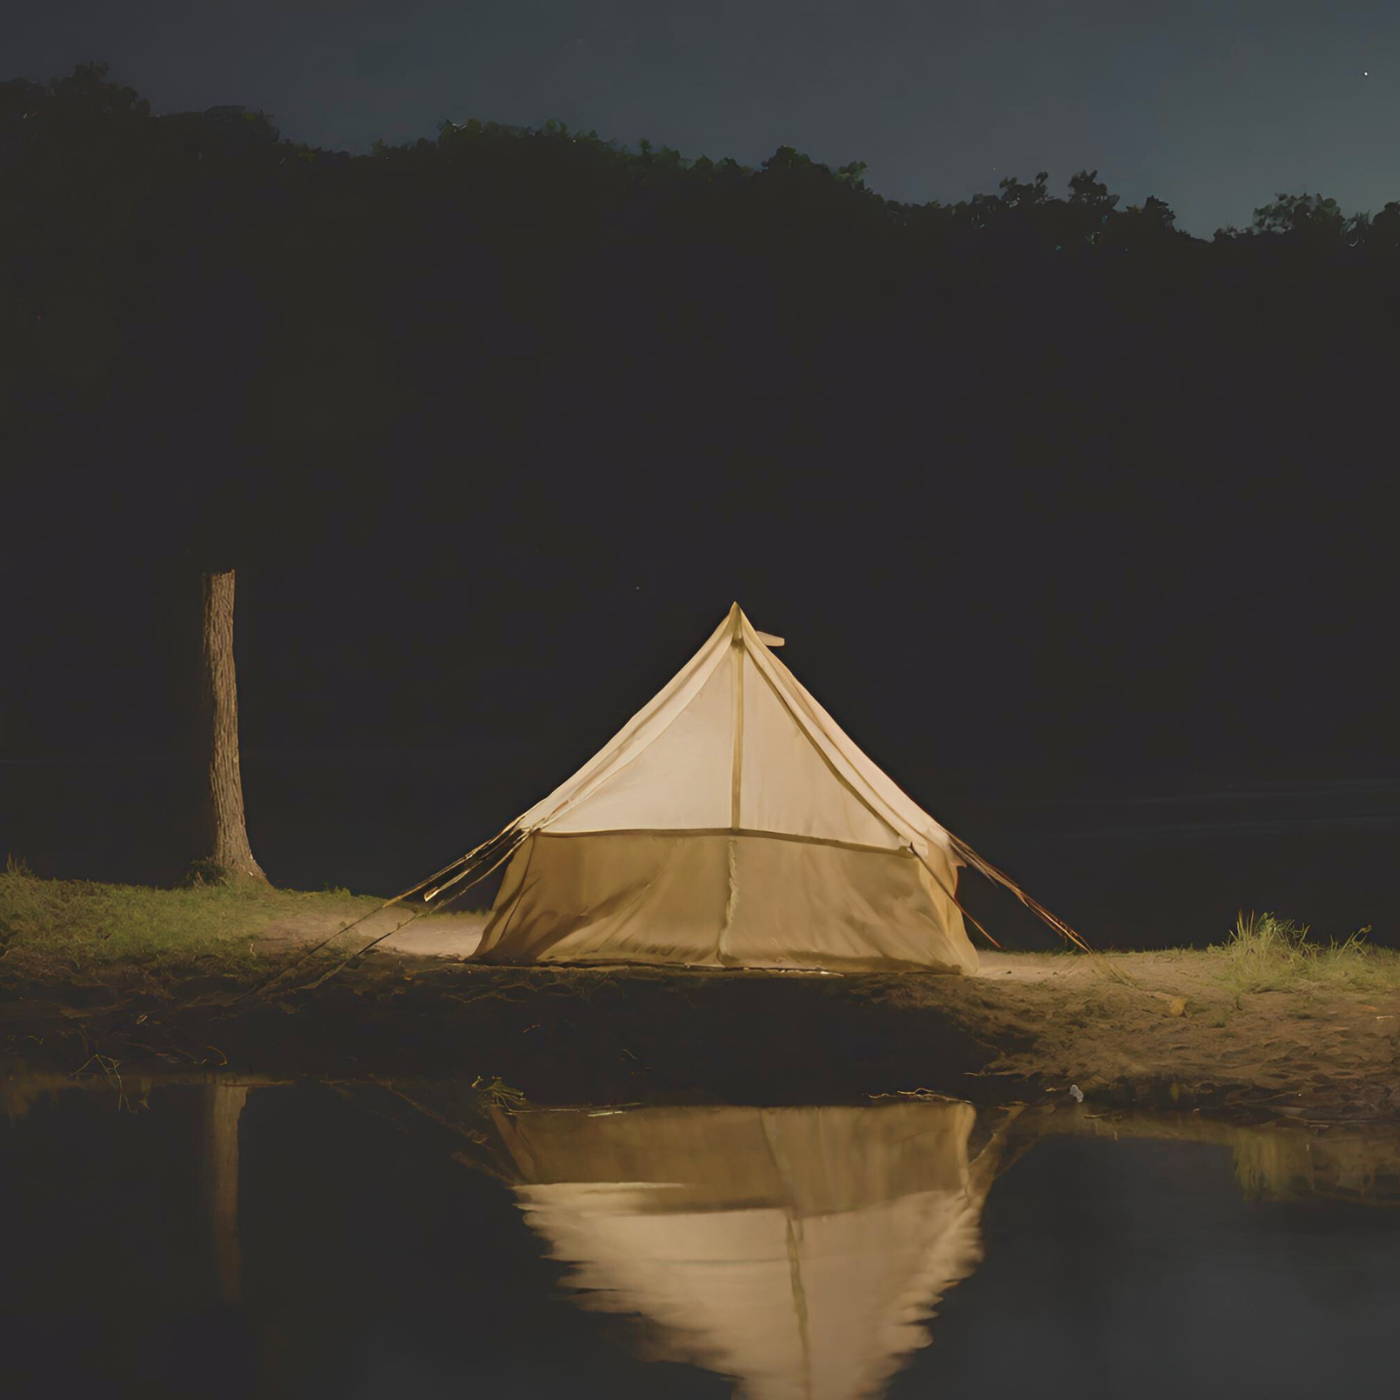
[3,1076,1399,1399]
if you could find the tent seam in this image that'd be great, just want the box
[524,827,915,856]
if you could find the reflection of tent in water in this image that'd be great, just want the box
[403,604,1086,973]
[488,1099,999,1400]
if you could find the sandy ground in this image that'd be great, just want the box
[258,906,489,959]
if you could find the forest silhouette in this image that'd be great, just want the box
[3,63,1393,904]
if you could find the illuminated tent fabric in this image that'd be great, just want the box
[472,604,978,973]
[491,1101,992,1400]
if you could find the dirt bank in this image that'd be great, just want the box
[257,912,1400,1123]
[4,924,1397,1124]
[934,950,1400,1125]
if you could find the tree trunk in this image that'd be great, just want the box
[199,569,268,884]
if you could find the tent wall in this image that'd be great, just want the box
[474,830,974,973]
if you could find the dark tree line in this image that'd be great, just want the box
[3,62,1394,838]
[5,66,1393,469]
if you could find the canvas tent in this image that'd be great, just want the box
[399,603,1085,974]
[466,604,975,972]
[490,1100,996,1400]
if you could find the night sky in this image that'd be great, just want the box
[12,0,1400,237]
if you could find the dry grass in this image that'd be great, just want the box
[1209,910,1396,995]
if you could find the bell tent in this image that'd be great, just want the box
[408,604,1085,974]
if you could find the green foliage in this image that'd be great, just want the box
[181,857,254,889]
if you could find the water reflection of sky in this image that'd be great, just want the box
[3,1079,1399,1399]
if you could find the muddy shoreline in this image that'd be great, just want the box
[4,948,1397,1126]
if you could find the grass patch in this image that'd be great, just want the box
[0,856,382,982]
[1211,910,1396,995]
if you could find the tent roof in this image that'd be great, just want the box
[511,604,955,861]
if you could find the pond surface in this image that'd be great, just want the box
[3,1076,1398,1399]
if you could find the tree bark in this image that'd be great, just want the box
[199,569,268,883]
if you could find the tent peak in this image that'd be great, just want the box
[725,603,782,646]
